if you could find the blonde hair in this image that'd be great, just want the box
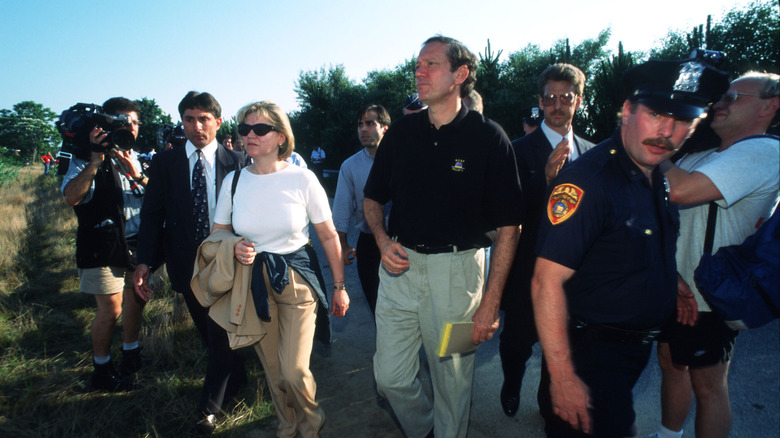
[236,101,295,160]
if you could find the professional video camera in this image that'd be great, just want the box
[156,123,187,149]
[56,103,135,160]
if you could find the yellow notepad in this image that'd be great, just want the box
[438,322,478,357]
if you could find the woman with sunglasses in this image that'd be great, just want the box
[212,101,349,437]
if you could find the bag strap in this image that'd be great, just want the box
[231,167,242,204]
[230,167,244,223]
[703,201,718,254]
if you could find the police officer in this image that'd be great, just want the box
[531,59,729,437]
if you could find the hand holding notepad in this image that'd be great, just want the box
[438,322,478,357]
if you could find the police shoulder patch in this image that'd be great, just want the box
[547,183,585,225]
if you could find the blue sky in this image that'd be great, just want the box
[0,0,752,122]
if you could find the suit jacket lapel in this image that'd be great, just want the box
[573,135,584,156]
[174,147,196,243]
[532,128,554,171]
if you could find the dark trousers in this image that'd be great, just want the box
[356,232,381,316]
[181,286,210,344]
[499,284,538,391]
[180,286,246,414]
[538,332,652,437]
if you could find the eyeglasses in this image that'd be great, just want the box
[238,123,277,137]
[720,90,762,105]
[357,120,379,129]
[541,93,576,106]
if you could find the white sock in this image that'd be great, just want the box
[123,341,139,351]
[94,355,110,365]
[657,424,683,438]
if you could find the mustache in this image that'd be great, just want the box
[643,137,675,151]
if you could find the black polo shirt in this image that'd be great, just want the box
[364,105,524,249]
[535,130,679,329]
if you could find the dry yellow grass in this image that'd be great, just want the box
[0,167,35,290]
[0,165,273,437]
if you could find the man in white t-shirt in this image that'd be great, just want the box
[654,72,780,438]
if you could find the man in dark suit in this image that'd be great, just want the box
[134,91,247,435]
[499,64,595,417]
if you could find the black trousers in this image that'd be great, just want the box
[498,283,538,391]
[537,332,652,437]
[356,232,381,316]
[180,286,246,414]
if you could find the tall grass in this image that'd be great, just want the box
[0,165,273,437]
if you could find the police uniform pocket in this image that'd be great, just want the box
[620,216,659,270]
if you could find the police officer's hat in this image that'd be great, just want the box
[404,94,426,111]
[624,59,730,119]
[520,106,543,126]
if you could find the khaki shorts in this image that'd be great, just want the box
[78,266,135,295]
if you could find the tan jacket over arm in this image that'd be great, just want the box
[191,228,266,349]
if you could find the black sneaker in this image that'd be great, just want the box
[91,360,137,392]
[119,347,145,376]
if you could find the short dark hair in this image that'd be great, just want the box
[357,104,391,127]
[538,63,586,96]
[102,97,140,115]
[178,91,221,119]
[423,35,478,98]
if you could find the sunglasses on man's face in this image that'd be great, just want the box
[541,93,576,106]
[720,89,762,105]
[238,123,277,137]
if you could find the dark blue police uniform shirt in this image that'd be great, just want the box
[535,130,679,330]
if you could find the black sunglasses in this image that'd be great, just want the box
[238,123,277,137]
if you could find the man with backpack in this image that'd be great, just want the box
[654,71,780,438]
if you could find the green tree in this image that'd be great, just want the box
[134,97,172,153]
[588,42,637,139]
[364,58,417,119]
[483,43,550,140]
[476,39,503,114]
[652,0,778,75]
[290,65,366,170]
[707,0,779,74]
[482,31,611,141]
[0,101,60,162]
[217,116,237,146]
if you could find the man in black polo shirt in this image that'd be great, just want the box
[531,59,728,437]
[363,35,523,438]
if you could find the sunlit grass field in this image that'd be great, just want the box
[0,163,273,437]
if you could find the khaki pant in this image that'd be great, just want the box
[253,268,324,438]
[374,247,485,438]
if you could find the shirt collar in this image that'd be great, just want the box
[540,120,573,149]
[421,103,470,131]
[186,139,219,162]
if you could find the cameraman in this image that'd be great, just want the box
[61,97,148,392]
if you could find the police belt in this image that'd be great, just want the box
[571,319,661,345]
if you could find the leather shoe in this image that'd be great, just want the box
[91,360,138,392]
[500,381,520,417]
[189,413,217,437]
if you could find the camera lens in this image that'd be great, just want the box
[111,130,135,150]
